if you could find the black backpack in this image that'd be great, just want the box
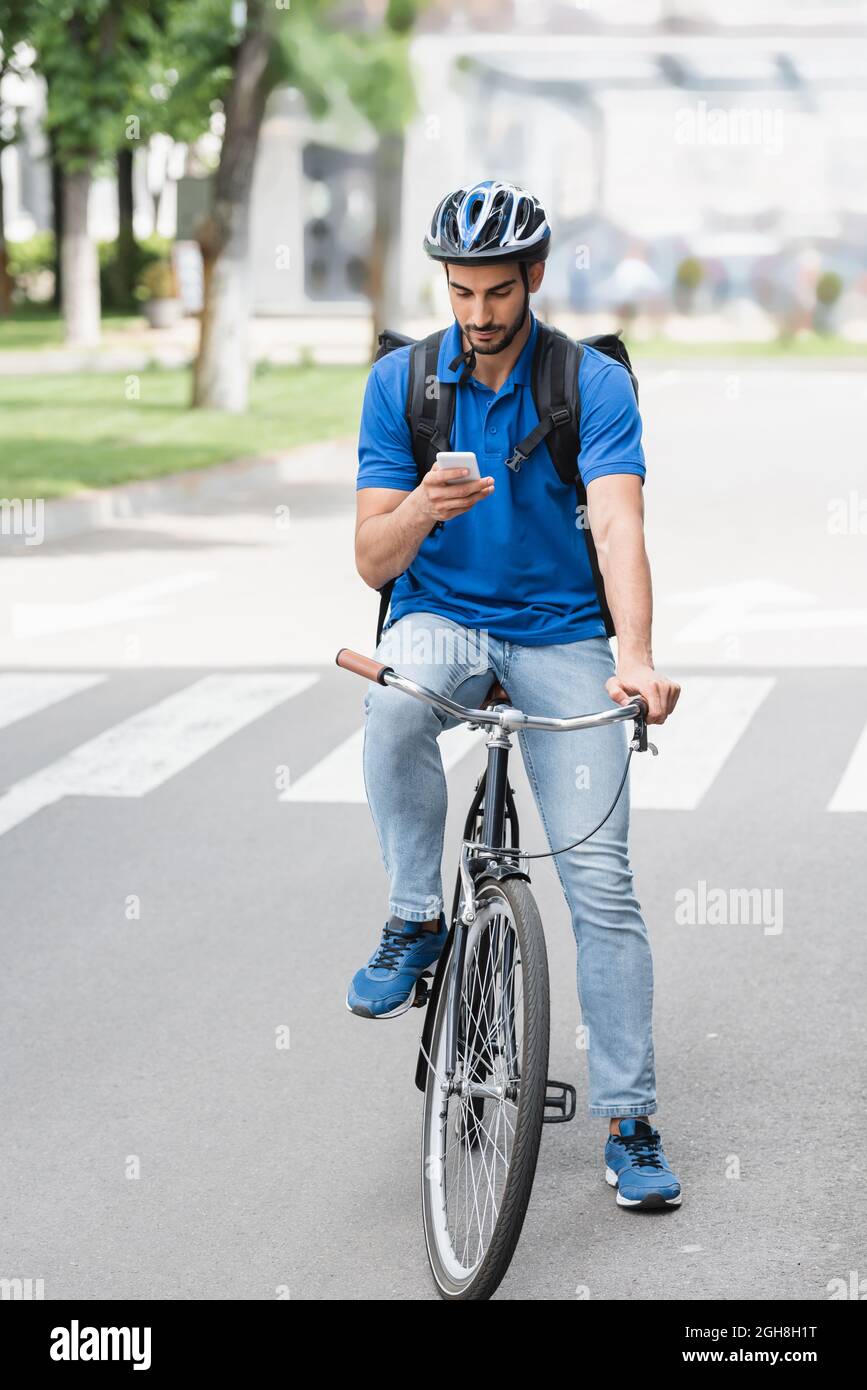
[371,320,638,646]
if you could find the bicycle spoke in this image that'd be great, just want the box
[429,904,525,1275]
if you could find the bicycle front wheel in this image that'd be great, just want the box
[421,876,550,1300]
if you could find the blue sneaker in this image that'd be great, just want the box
[604,1118,682,1209]
[346,912,447,1019]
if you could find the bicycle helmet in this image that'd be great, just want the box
[424,180,551,265]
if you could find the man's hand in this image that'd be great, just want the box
[606,662,681,725]
[414,465,495,525]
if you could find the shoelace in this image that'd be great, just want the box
[611,1131,665,1170]
[371,926,423,972]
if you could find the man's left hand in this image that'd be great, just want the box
[606,664,681,725]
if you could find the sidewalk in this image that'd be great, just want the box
[0,436,357,549]
[4,309,866,375]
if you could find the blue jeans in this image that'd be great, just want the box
[361,610,656,1119]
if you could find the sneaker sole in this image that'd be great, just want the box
[345,974,430,1020]
[605,1165,682,1208]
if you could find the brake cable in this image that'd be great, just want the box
[520,713,656,862]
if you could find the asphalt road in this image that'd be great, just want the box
[1,364,865,1300]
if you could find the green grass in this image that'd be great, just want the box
[0,363,366,497]
[626,334,867,358]
[0,305,141,350]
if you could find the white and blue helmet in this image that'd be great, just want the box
[424,180,551,264]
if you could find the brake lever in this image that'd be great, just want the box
[630,708,658,756]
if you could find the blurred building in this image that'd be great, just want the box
[4,0,867,323]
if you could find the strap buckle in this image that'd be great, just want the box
[504,449,526,473]
[550,407,571,427]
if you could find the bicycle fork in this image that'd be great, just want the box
[443,725,526,1103]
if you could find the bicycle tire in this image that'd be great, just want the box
[420,876,550,1300]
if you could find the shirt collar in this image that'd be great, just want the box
[438,309,538,388]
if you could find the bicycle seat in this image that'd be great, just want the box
[482,679,511,709]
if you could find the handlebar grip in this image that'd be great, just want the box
[632,695,649,718]
[335,648,394,685]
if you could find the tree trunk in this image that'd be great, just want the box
[112,145,136,308]
[61,168,101,346]
[368,132,404,359]
[0,153,14,317]
[50,137,63,309]
[191,12,272,412]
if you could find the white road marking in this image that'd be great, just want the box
[629,676,775,810]
[828,721,867,812]
[281,721,486,803]
[0,673,317,838]
[671,582,867,645]
[12,572,217,638]
[0,673,106,731]
[285,678,776,809]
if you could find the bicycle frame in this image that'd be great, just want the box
[336,645,652,1293]
[333,648,649,1098]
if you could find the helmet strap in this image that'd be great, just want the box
[519,259,531,324]
[444,260,532,384]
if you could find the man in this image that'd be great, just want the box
[348,180,683,1210]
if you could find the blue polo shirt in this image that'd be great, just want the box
[356,310,645,645]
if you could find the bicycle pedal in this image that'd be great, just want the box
[543,1079,577,1124]
[412,974,433,1008]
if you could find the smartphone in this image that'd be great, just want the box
[434,451,481,484]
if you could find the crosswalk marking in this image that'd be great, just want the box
[284,676,776,811]
[828,720,867,811]
[2,669,865,826]
[281,721,486,803]
[0,673,106,731]
[629,676,775,810]
[0,673,317,838]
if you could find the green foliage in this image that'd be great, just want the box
[99,234,173,308]
[268,0,422,134]
[31,0,173,167]
[332,28,417,135]
[816,270,844,307]
[158,0,236,146]
[7,230,54,278]
[675,256,704,291]
[134,258,178,301]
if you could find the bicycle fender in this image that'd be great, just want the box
[476,868,532,888]
[414,925,455,1093]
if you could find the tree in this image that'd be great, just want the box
[186,0,428,410]
[334,0,424,358]
[0,1,37,317]
[187,0,277,411]
[32,0,168,344]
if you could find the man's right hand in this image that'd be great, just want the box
[414,466,495,525]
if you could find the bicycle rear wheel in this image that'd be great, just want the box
[421,876,550,1300]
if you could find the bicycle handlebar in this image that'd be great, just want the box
[335,647,648,733]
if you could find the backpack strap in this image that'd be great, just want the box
[513,321,617,639]
[407,330,455,480]
[376,329,456,647]
[504,323,575,476]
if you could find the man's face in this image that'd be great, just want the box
[445,259,545,356]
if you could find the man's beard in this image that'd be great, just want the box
[463,292,529,356]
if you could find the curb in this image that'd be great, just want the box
[0,436,357,549]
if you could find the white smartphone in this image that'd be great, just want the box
[433,451,481,484]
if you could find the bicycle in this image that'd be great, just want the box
[336,646,654,1301]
